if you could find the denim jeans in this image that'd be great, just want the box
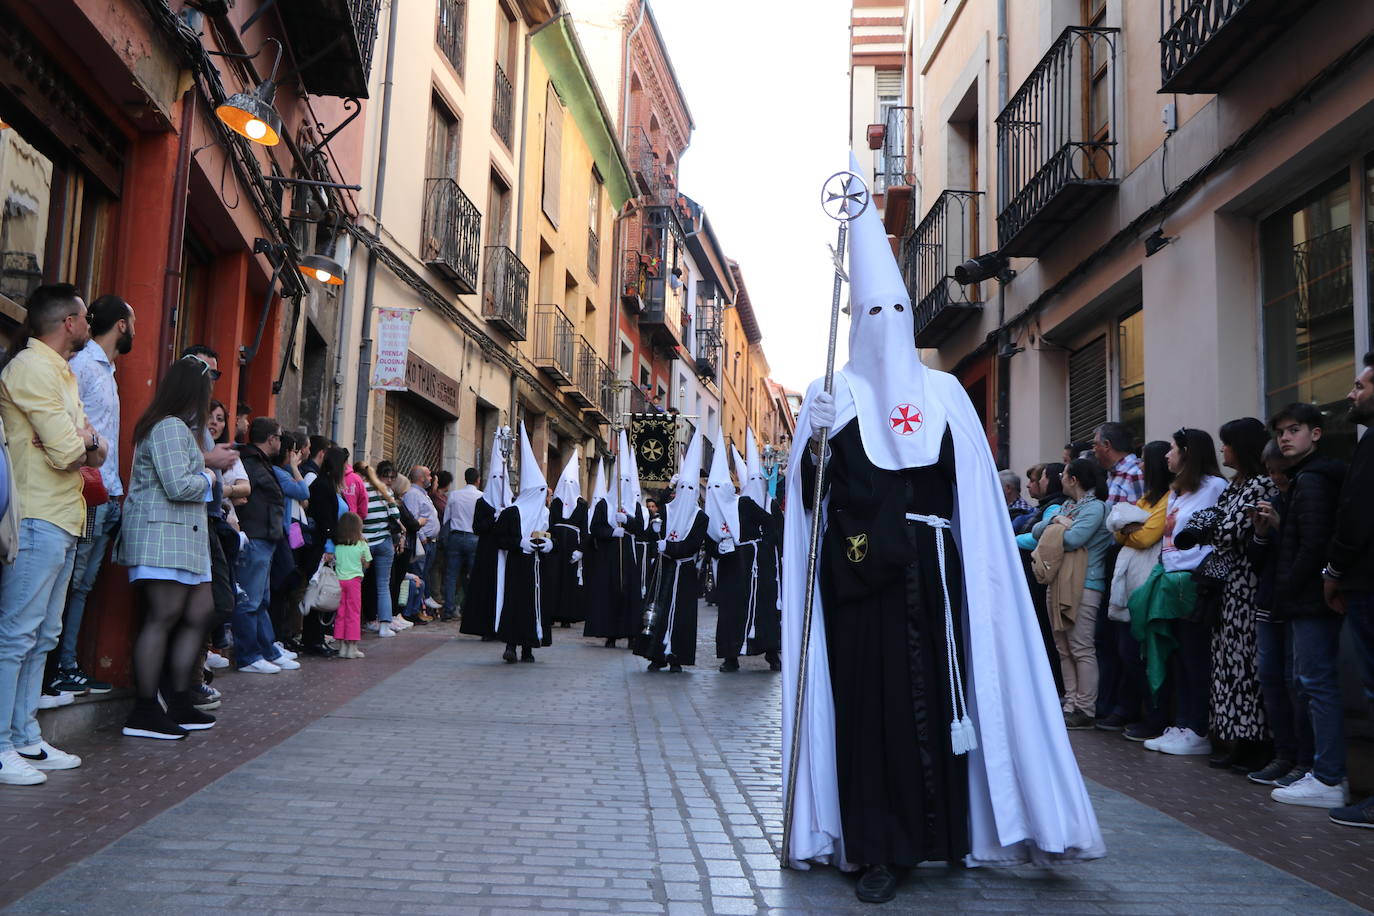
[443,530,479,612]
[371,537,395,623]
[1344,590,1374,712]
[1094,596,1121,719]
[1112,621,1166,731]
[0,519,78,753]
[58,500,121,668]
[1171,617,1212,736]
[232,537,282,666]
[1290,614,1346,783]
[1256,618,1311,765]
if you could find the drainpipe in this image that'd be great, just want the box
[510,21,538,430]
[159,89,196,381]
[994,0,1011,470]
[353,0,400,460]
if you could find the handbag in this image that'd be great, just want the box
[287,521,305,550]
[303,561,341,615]
[80,466,109,507]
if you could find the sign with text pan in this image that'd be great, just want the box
[630,413,677,483]
[369,307,418,391]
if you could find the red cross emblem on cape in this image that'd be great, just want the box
[889,404,923,436]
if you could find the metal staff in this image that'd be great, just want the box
[780,170,869,868]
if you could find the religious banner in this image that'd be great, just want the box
[369,307,419,390]
[630,413,677,483]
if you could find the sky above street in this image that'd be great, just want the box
[651,0,853,393]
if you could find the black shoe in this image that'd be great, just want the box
[855,864,902,904]
[168,695,216,731]
[521,648,535,663]
[122,702,188,741]
[502,646,517,664]
[604,638,617,648]
[1122,723,1161,743]
[481,634,497,642]
[404,615,429,626]
[647,660,665,672]
[765,650,781,671]
[1329,796,1374,830]
[719,658,739,672]
[1208,745,1238,769]
[1063,710,1095,730]
[51,666,111,695]
[669,662,684,673]
[1247,758,1295,786]
[283,638,305,653]
[300,643,334,658]
[1094,712,1127,732]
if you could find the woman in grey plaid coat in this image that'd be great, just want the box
[115,356,219,741]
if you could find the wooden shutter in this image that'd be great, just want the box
[542,83,562,226]
[1068,336,1108,443]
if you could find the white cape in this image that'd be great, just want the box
[781,369,1105,869]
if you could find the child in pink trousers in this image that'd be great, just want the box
[331,512,371,658]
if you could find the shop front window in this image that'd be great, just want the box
[1117,308,1144,450]
[0,125,54,309]
[1261,172,1355,458]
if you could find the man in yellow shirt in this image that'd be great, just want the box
[0,284,106,787]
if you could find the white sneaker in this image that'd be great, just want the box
[377,623,396,638]
[37,693,63,710]
[1158,728,1212,756]
[423,597,442,610]
[1143,727,1181,752]
[17,740,81,770]
[272,642,299,661]
[1271,772,1351,808]
[365,621,381,633]
[205,651,230,670]
[238,659,281,674]
[272,656,301,670]
[0,750,47,786]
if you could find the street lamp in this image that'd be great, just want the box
[215,38,285,147]
[298,212,350,286]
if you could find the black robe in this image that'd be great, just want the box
[711,496,782,659]
[548,497,588,625]
[582,501,643,639]
[631,508,658,602]
[802,420,970,868]
[491,506,555,648]
[458,499,500,637]
[636,510,708,666]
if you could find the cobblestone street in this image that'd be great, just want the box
[2,604,1370,915]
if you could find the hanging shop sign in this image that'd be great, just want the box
[404,351,460,418]
[369,306,418,390]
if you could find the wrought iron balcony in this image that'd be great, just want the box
[902,190,984,349]
[593,361,616,425]
[1159,0,1312,93]
[532,304,576,385]
[482,245,529,340]
[276,0,381,98]
[422,177,481,294]
[629,125,668,198]
[876,106,916,196]
[694,299,722,381]
[569,337,599,409]
[996,26,1120,258]
[587,229,600,281]
[437,0,466,76]
[493,62,514,148]
[620,249,648,312]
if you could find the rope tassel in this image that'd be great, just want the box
[907,513,977,757]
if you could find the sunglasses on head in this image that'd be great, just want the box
[181,355,222,381]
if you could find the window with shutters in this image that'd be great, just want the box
[874,70,902,193]
[1068,336,1108,444]
[384,393,446,474]
[426,96,461,181]
[541,83,562,227]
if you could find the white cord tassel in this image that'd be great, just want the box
[907,513,976,756]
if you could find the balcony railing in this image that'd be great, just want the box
[481,245,529,340]
[877,106,916,196]
[587,229,600,281]
[1159,0,1312,93]
[569,337,599,408]
[629,125,668,199]
[493,62,514,148]
[996,26,1120,257]
[277,0,381,98]
[422,177,481,294]
[532,304,576,385]
[437,0,466,76]
[593,362,616,424]
[694,324,721,381]
[621,249,648,312]
[902,190,985,349]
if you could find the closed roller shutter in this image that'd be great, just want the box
[1068,336,1107,444]
[384,393,446,474]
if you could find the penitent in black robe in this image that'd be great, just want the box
[491,506,555,648]
[631,509,658,603]
[712,496,782,659]
[582,501,642,640]
[548,497,588,625]
[801,420,970,868]
[459,499,500,637]
[636,511,708,667]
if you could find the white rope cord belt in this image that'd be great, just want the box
[905,513,977,756]
[553,523,584,584]
[734,537,763,655]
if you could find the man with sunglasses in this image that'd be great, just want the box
[0,284,106,786]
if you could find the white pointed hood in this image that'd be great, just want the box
[512,422,549,540]
[705,428,739,542]
[590,457,609,517]
[622,428,646,522]
[829,151,947,470]
[483,426,514,509]
[552,447,581,508]
[664,424,704,541]
[744,428,768,506]
[730,444,747,493]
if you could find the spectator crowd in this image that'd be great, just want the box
[1004,355,1374,832]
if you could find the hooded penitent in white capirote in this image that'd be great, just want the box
[512,422,549,541]
[731,444,748,494]
[663,425,703,543]
[483,426,514,510]
[621,428,647,526]
[614,429,641,522]
[589,456,609,518]
[552,448,581,508]
[705,428,739,543]
[780,154,1104,870]
[744,429,768,507]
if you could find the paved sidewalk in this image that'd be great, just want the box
[4,606,1369,915]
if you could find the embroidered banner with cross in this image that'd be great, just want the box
[630,413,678,483]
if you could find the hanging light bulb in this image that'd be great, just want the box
[214,39,284,147]
[298,221,349,286]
